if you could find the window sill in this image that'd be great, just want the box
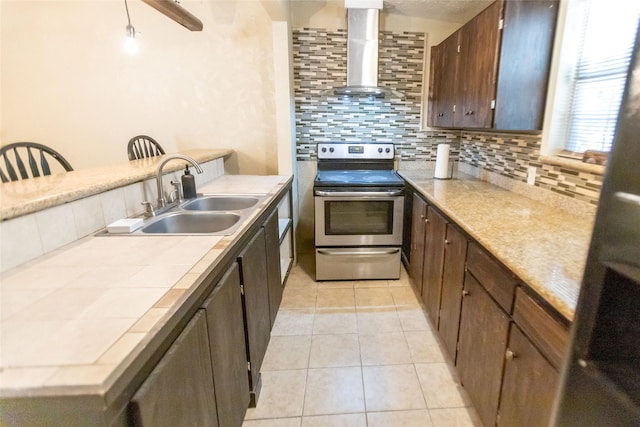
[539,155,605,175]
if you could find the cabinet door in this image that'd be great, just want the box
[401,187,414,265]
[264,209,282,328]
[202,263,250,427]
[437,223,468,361]
[497,325,559,427]
[421,207,447,327]
[494,0,559,130]
[409,194,428,292]
[457,0,502,128]
[238,228,271,394]
[457,272,510,427]
[429,31,460,127]
[130,311,218,427]
[427,43,443,126]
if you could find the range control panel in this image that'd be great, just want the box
[317,143,395,160]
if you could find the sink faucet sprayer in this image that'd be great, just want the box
[155,154,203,209]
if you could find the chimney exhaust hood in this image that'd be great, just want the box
[324,5,404,99]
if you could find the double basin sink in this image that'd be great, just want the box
[137,195,265,235]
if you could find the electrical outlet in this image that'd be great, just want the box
[527,166,536,185]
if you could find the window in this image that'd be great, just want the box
[543,0,640,162]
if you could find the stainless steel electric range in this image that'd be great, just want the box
[314,142,405,280]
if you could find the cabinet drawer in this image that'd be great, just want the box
[513,287,569,370]
[466,242,517,313]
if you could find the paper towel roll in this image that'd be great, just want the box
[434,143,451,179]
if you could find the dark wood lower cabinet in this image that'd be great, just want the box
[421,207,447,327]
[238,228,271,405]
[129,311,218,427]
[405,187,570,427]
[264,209,282,327]
[201,263,250,427]
[437,223,468,361]
[457,272,510,427]
[497,324,559,427]
[409,194,427,292]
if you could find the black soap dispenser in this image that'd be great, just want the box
[181,165,197,199]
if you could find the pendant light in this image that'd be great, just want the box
[124,0,138,54]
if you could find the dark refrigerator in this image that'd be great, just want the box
[551,28,640,426]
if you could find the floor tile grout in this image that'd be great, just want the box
[244,262,481,427]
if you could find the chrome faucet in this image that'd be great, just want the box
[155,154,203,209]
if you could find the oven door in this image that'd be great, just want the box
[314,188,404,246]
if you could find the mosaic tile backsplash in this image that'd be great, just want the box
[460,132,602,205]
[293,28,455,161]
[292,28,603,206]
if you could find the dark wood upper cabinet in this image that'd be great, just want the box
[421,207,448,327]
[428,0,559,131]
[429,31,460,127]
[494,0,559,130]
[457,0,502,129]
[437,223,468,362]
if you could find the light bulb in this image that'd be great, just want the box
[125,24,138,54]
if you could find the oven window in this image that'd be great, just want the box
[324,200,394,235]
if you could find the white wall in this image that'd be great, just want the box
[1,0,278,174]
[290,1,460,41]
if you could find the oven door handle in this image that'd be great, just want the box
[317,248,401,256]
[314,190,403,197]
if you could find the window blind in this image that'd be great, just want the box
[565,0,640,153]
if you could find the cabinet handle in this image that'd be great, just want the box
[462,290,470,297]
[438,113,444,117]
[425,219,429,224]
[505,349,517,361]
[444,239,450,245]
[465,110,474,115]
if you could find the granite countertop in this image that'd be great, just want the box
[399,170,595,322]
[0,174,290,399]
[0,148,233,221]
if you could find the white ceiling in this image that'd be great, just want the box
[382,0,493,23]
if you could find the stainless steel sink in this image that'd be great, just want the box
[141,212,241,234]
[101,193,268,236]
[181,196,261,211]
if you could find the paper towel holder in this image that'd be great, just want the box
[434,159,455,180]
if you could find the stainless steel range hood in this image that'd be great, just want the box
[324,8,404,99]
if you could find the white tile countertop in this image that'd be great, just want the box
[399,170,595,322]
[0,174,290,398]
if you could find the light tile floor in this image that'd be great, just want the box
[243,259,482,427]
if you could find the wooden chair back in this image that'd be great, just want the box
[0,142,73,183]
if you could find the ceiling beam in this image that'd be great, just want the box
[141,0,203,31]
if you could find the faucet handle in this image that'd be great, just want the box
[170,180,183,202]
[141,201,155,217]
